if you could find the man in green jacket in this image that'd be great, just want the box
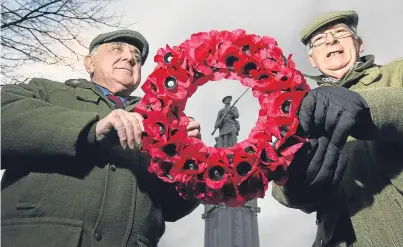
[1,30,201,247]
[272,11,403,247]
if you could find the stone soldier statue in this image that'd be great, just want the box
[214,95,240,148]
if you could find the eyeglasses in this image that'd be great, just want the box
[310,27,352,48]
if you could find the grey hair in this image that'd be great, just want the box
[307,22,360,55]
[89,44,100,55]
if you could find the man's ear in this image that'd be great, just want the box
[84,55,95,74]
[357,37,364,53]
[308,53,317,68]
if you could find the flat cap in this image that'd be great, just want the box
[89,29,149,65]
[222,95,232,103]
[300,11,359,45]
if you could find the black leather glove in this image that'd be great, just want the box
[284,136,348,197]
[298,86,374,145]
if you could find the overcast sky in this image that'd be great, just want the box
[6,0,403,246]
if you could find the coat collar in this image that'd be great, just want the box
[305,55,380,88]
[65,78,141,109]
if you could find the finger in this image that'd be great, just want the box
[187,129,200,138]
[188,116,195,122]
[112,114,128,149]
[324,103,343,133]
[332,149,348,185]
[131,112,144,132]
[127,113,143,146]
[330,111,356,148]
[305,136,329,186]
[298,93,317,136]
[311,93,328,137]
[287,138,319,183]
[289,138,319,172]
[187,120,200,131]
[313,142,341,187]
[118,112,136,150]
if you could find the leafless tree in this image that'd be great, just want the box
[1,0,126,84]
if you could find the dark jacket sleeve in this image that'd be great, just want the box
[135,154,200,222]
[155,178,200,222]
[1,78,100,166]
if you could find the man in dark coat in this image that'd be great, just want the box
[1,29,201,247]
[214,95,240,148]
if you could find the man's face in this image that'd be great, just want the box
[85,42,142,96]
[308,23,364,80]
[223,97,232,105]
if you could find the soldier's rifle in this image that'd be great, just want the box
[211,88,250,136]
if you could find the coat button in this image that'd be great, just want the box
[94,232,102,241]
[110,165,117,171]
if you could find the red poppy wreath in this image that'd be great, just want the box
[134,29,311,207]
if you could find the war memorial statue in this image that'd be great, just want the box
[204,94,260,247]
[213,95,240,148]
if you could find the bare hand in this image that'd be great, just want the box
[187,117,201,139]
[96,109,144,149]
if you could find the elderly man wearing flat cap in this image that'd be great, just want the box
[272,11,403,247]
[1,30,201,247]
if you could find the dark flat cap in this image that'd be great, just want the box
[89,29,149,65]
[300,11,359,45]
[222,95,232,103]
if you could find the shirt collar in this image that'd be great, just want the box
[95,85,128,105]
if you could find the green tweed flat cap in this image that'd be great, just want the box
[300,10,359,45]
[89,29,149,65]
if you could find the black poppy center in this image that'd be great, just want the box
[208,166,225,181]
[281,100,291,114]
[236,162,252,176]
[163,52,173,64]
[244,146,255,154]
[244,62,257,75]
[163,143,177,157]
[242,45,251,55]
[280,125,289,137]
[192,68,204,80]
[226,56,239,70]
[259,74,269,80]
[184,159,197,170]
[226,154,234,164]
[164,76,177,89]
[280,76,288,81]
[260,149,273,163]
[155,122,166,136]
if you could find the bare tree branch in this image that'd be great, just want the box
[1,0,128,84]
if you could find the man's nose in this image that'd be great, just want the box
[325,33,338,45]
[121,48,135,66]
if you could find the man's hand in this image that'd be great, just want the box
[187,117,201,139]
[298,86,371,146]
[280,136,348,200]
[96,109,144,149]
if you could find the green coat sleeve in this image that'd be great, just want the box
[356,66,403,145]
[358,88,403,144]
[1,78,100,166]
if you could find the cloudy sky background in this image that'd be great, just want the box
[3,0,403,246]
